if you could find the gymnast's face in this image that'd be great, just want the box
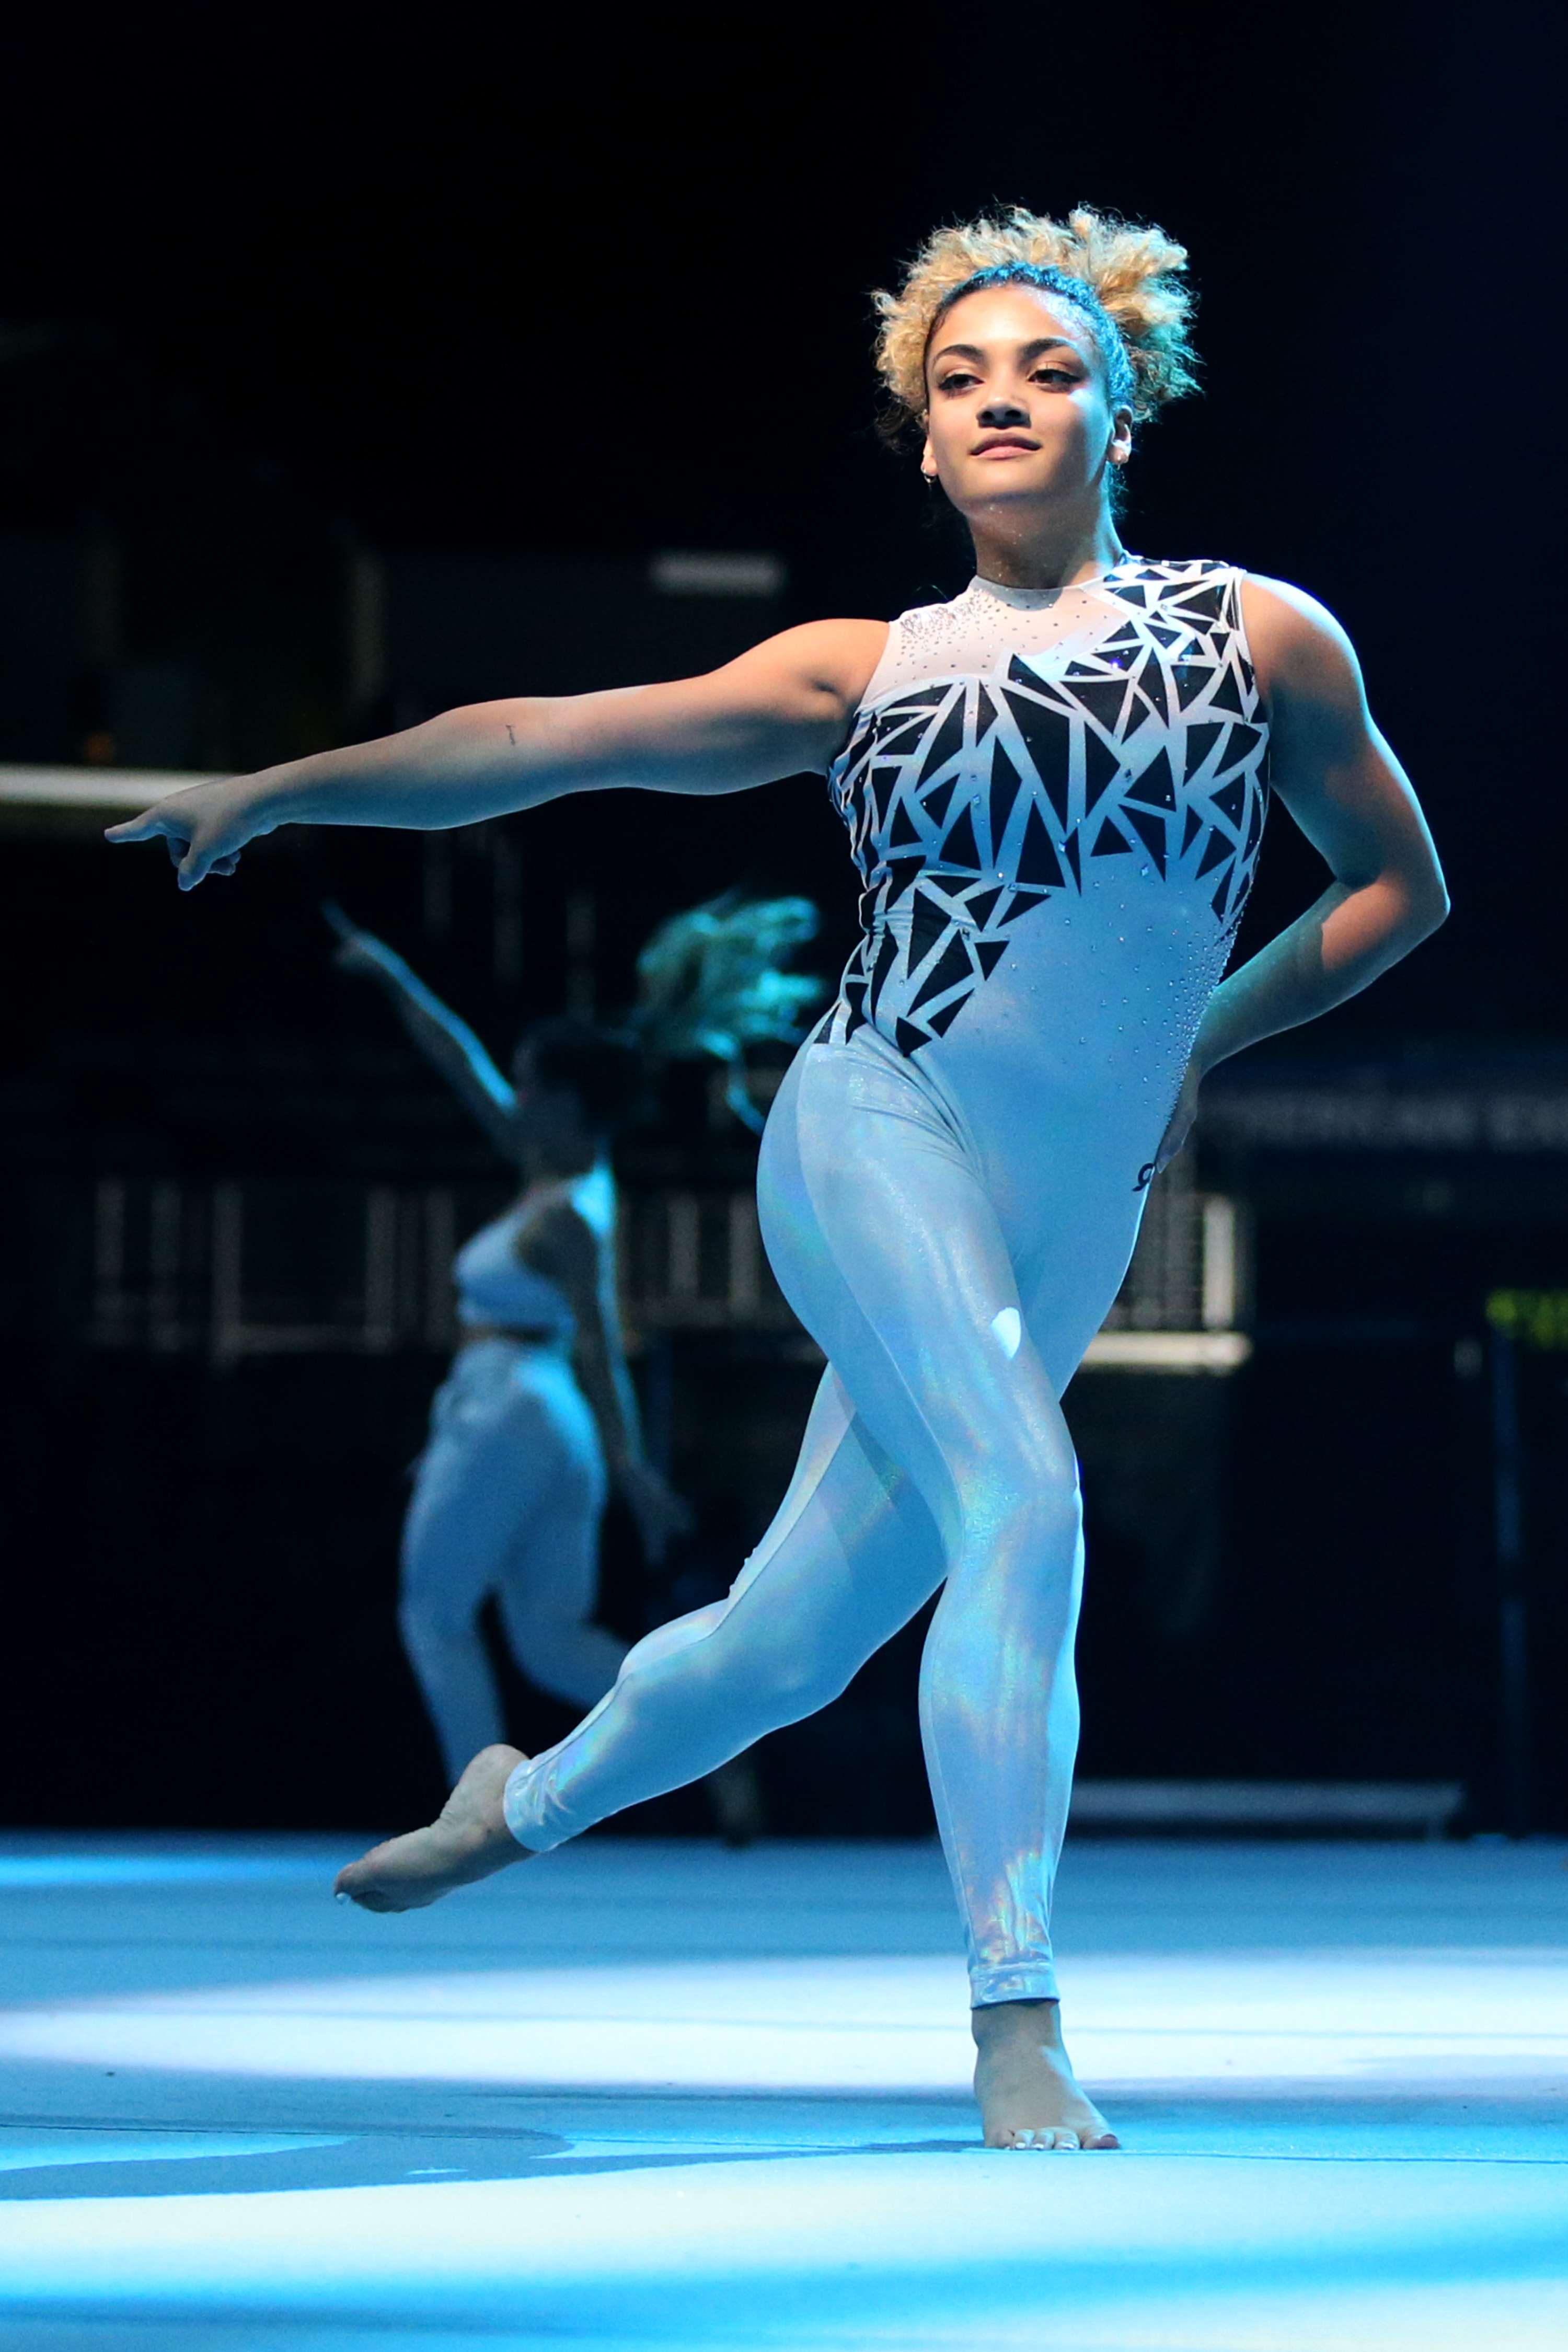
[921,285,1132,529]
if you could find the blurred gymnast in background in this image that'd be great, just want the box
[328,906,681,1783]
[327,894,818,1817]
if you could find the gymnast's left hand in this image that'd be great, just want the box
[1154,1059,1203,1175]
[104,774,279,889]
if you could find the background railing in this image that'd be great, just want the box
[81,1157,1249,1365]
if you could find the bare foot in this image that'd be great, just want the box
[335,1745,534,1913]
[972,1998,1119,2150]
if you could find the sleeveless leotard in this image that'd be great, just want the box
[453,1162,617,1336]
[502,561,1269,2012]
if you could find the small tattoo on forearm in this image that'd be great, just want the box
[506,723,517,745]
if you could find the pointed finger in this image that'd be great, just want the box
[105,810,173,845]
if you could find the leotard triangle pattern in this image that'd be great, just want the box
[825,559,1270,1057]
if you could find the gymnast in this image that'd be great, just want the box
[325,893,811,1834]
[110,206,1447,2148]
[326,905,682,1786]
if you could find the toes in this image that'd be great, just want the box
[334,1860,405,1913]
[987,2123,1108,2151]
[335,1872,385,1911]
[989,2125,1117,2151]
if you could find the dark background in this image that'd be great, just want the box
[1,2,1564,1834]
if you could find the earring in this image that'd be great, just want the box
[921,470,938,489]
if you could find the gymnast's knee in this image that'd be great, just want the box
[753,1650,858,1724]
[398,1591,480,1660]
[960,1435,1080,1553]
[620,1620,852,1735]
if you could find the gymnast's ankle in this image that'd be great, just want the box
[971,1997,1119,2151]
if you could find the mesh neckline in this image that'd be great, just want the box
[968,560,1128,608]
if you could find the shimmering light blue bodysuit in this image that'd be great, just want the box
[401,1167,626,1783]
[504,561,1270,2003]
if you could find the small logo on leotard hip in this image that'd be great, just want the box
[1134,1161,1157,1192]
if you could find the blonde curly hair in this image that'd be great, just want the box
[873,205,1198,435]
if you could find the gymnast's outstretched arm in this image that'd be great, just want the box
[104,621,889,890]
[1156,579,1449,1168]
[321,904,520,1159]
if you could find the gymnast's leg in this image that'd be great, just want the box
[337,1365,944,1907]
[341,1048,1114,2139]
[756,1061,1113,2147]
[503,1368,945,1847]
[398,1344,528,1784]
[492,1349,625,1712]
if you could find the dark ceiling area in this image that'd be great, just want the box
[2,2,1560,1041]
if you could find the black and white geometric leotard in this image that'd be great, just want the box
[827,557,1268,1072]
[766,558,1271,1392]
